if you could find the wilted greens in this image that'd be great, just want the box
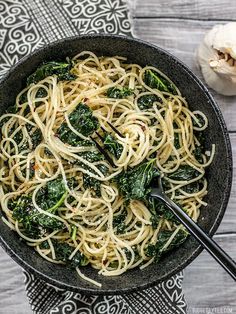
[58,103,99,146]
[27,61,76,85]
[107,87,133,99]
[144,69,177,94]
[148,198,180,226]
[31,128,43,149]
[146,229,188,261]
[168,165,200,181]
[137,94,161,110]
[115,159,159,200]
[36,177,67,211]
[10,177,67,237]
[104,133,123,159]
[113,210,127,234]
[0,105,18,131]
[40,240,88,268]
[78,151,104,163]
[83,164,109,196]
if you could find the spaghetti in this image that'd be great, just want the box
[0,51,214,286]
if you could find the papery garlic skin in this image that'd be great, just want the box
[197,23,236,96]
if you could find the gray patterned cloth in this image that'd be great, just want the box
[0,1,187,313]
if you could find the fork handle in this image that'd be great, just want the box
[153,194,236,281]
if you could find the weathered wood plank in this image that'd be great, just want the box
[0,91,234,313]
[184,234,236,310]
[134,18,236,131]
[217,134,236,234]
[0,246,32,314]
[0,133,234,313]
[0,235,235,313]
[0,2,236,312]
[135,0,236,20]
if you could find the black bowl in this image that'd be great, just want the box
[0,34,232,294]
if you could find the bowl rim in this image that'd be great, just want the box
[0,33,233,295]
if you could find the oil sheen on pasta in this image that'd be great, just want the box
[0,51,214,287]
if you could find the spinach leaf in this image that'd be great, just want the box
[194,131,205,163]
[67,177,77,190]
[78,151,104,163]
[12,129,23,145]
[104,133,123,159]
[168,165,200,181]
[60,135,92,148]
[58,103,99,146]
[162,178,171,190]
[150,214,161,229]
[181,181,200,194]
[83,174,101,196]
[39,241,50,250]
[19,91,28,105]
[174,133,180,149]
[137,94,161,110]
[83,164,109,196]
[193,146,203,163]
[31,128,43,149]
[147,197,179,225]
[65,103,99,137]
[36,177,67,212]
[107,87,133,99]
[11,126,42,151]
[41,239,89,268]
[27,61,76,85]
[145,243,156,258]
[20,161,35,179]
[124,246,140,263]
[113,210,127,234]
[19,87,48,107]
[11,129,34,153]
[144,70,177,94]
[74,147,108,196]
[10,195,40,238]
[36,87,48,99]
[115,160,159,200]
[0,105,18,130]
[109,261,119,268]
[157,229,188,254]
[146,229,188,261]
[11,194,64,238]
[7,105,18,114]
[33,214,64,230]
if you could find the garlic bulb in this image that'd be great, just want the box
[197,22,236,96]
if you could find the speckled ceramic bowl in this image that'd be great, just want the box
[0,34,232,294]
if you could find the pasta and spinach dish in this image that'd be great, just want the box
[0,51,214,287]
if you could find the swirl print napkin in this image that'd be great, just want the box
[0,1,187,313]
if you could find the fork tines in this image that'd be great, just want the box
[90,122,124,167]
[95,131,104,141]
[90,137,115,167]
[106,121,124,138]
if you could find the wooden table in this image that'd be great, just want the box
[133,0,236,312]
[0,1,235,313]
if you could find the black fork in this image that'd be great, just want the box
[92,122,236,281]
[150,176,236,281]
[90,121,124,168]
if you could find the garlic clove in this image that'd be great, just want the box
[197,26,219,71]
[213,23,236,59]
[197,22,236,96]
